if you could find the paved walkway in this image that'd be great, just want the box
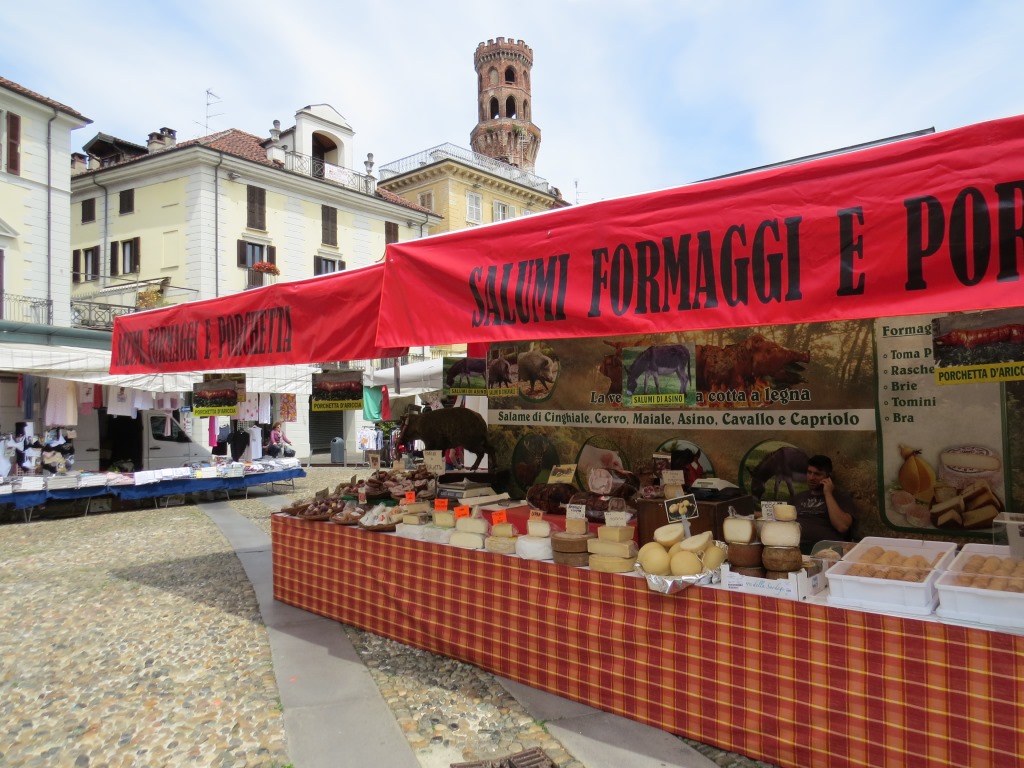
[207,495,721,768]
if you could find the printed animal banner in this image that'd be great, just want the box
[485,317,1023,541]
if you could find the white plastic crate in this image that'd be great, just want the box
[826,536,957,615]
[935,543,1024,629]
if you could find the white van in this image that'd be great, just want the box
[74,409,214,471]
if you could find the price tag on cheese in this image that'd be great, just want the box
[454,505,470,518]
[404,491,416,505]
[434,497,449,511]
[491,508,508,524]
[661,470,686,485]
[529,507,544,520]
[605,510,629,527]
[424,450,445,476]
[358,489,367,504]
[565,503,587,520]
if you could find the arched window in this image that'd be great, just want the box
[489,68,499,86]
[489,97,500,119]
[505,96,517,120]
[522,100,530,120]
[505,66,516,84]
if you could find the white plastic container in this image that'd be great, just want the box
[826,536,957,615]
[935,543,1024,629]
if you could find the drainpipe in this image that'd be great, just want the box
[91,175,110,288]
[214,153,224,297]
[46,108,58,324]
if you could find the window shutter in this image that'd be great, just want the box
[6,113,20,175]
[132,237,141,272]
[258,188,266,230]
[110,241,119,276]
[248,186,266,230]
[73,249,81,283]
[119,189,134,214]
[237,239,247,267]
[246,185,258,228]
[267,245,277,265]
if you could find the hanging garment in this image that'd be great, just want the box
[106,386,136,417]
[362,386,384,421]
[238,393,260,421]
[208,416,218,448]
[247,425,264,460]
[228,430,250,462]
[45,379,80,427]
[77,383,96,415]
[132,390,156,411]
[381,385,391,421]
[258,393,272,423]
[277,393,296,422]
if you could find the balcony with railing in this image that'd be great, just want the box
[285,152,376,194]
[70,300,135,330]
[377,143,553,194]
[0,293,52,325]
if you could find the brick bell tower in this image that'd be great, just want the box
[470,37,541,171]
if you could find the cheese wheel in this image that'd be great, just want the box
[761,545,803,572]
[527,519,552,538]
[491,522,517,538]
[678,530,713,553]
[402,512,431,525]
[587,539,639,558]
[773,504,797,522]
[433,510,456,528]
[723,517,756,544]
[670,550,703,576]
[564,517,589,534]
[456,516,490,535]
[597,525,635,542]
[484,536,518,554]
[760,521,801,547]
[589,554,637,573]
[702,545,727,570]
[727,541,765,568]
[515,535,554,560]
[638,543,671,575]
[553,550,591,567]
[764,570,793,580]
[449,531,485,549]
[421,525,454,544]
[395,522,426,540]
[653,522,686,547]
[551,532,594,553]
[731,565,767,578]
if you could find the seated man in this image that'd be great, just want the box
[790,454,857,553]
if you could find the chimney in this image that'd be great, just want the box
[148,131,164,153]
[70,153,89,175]
[160,127,177,148]
[266,121,286,165]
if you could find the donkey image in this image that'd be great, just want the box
[749,446,809,499]
[625,345,690,396]
[446,357,486,387]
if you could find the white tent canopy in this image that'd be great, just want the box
[0,342,316,394]
[366,358,443,397]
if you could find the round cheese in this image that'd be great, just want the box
[449,531,485,549]
[553,550,591,567]
[701,544,727,570]
[723,517,756,544]
[515,535,554,560]
[639,543,671,575]
[670,550,703,576]
[484,535,518,554]
[527,519,552,538]
[678,530,713,553]
[760,521,802,548]
[727,541,765,568]
[773,504,797,522]
[653,522,686,547]
[491,522,517,538]
[761,545,803,572]
[551,532,595,553]
[588,554,637,573]
[456,516,490,535]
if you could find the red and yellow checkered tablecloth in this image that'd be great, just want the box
[272,514,1024,768]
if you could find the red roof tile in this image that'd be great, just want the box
[0,75,90,122]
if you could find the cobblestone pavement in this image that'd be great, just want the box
[0,466,776,768]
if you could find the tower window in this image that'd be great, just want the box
[489,97,500,120]
[504,67,516,84]
[506,97,517,119]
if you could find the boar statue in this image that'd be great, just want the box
[398,406,494,471]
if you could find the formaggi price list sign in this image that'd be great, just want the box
[311,371,363,411]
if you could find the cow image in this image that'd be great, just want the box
[517,349,556,395]
[487,357,513,388]
[625,345,690,396]
[697,334,809,390]
[397,406,494,471]
[749,446,809,499]
[446,357,486,387]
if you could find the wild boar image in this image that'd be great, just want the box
[697,334,809,391]
[517,349,556,395]
[398,406,494,471]
[487,357,513,388]
[625,344,690,396]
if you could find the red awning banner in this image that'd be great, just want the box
[377,114,1024,348]
[109,263,405,374]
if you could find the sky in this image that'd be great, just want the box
[4,1,1024,205]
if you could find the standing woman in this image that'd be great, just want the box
[268,421,294,457]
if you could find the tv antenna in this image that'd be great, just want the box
[194,89,224,136]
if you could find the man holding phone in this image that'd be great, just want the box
[792,454,857,553]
